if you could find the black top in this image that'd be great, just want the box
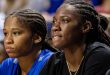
[106,69,110,75]
[71,72,75,75]
[40,42,110,75]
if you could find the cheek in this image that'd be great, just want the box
[62,26,74,40]
[14,36,33,52]
[63,26,82,44]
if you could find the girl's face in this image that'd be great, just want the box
[3,16,34,58]
[51,4,83,49]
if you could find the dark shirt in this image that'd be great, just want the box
[40,42,110,75]
[71,72,75,75]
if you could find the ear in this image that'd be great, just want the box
[81,21,93,33]
[32,34,42,44]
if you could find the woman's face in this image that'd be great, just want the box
[51,4,83,49]
[3,16,34,58]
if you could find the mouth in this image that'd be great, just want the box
[52,32,62,38]
[51,31,62,41]
[5,47,15,53]
[52,35,61,39]
[52,35,62,41]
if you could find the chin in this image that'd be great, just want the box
[8,53,18,58]
[53,43,62,49]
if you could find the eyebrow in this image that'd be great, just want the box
[3,28,23,31]
[53,15,70,20]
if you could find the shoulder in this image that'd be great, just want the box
[82,42,110,74]
[43,51,64,67]
[40,51,66,75]
[1,58,17,66]
[85,42,110,60]
[41,48,54,54]
[0,58,18,68]
[40,49,54,60]
[0,58,18,74]
[48,51,64,64]
[85,46,110,64]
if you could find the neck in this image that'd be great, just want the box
[64,43,86,72]
[18,47,41,74]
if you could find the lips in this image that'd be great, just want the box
[52,34,62,41]
[53,35,61,39]
[52,32,61,37]
[5,47,14,53]
[51,31,62,41]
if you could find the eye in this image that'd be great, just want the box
[52,17,58,26]
[61,18,70,24]
[13,32,21,36]
[3,32,8,36]
[52,19,57,25]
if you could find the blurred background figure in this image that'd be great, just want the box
[26,0,50,12]
[0,0,5,41]
[95,0,110,14]
[1,0,16,15]
[95,0,110,36]
[0,0,28,41]
[92,0,102,6]
[12,0,27,12]
[0,41,8,63]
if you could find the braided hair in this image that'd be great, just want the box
[99,15,109,30]
[64,1,110,46]
[5,9,47,44]
[5,9,57,52]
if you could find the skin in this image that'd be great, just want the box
[0,42,8,63]
[3,16,42,75]
[51,4,91,72]
[52,4,83,49]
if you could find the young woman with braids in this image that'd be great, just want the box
[0,9,55,75]
[40,1,110,75]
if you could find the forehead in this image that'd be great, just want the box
[4,16,29,29]
[54,4,79,18]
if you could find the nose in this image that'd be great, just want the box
[4,34,13,44]
[51,21,61,32]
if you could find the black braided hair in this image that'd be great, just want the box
[5,9,47,44]
[99,15,109,30]
[5,9,57,51]
[64,1,110,46]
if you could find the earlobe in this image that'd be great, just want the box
[33,34,42,44]
[82,21,93,33]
